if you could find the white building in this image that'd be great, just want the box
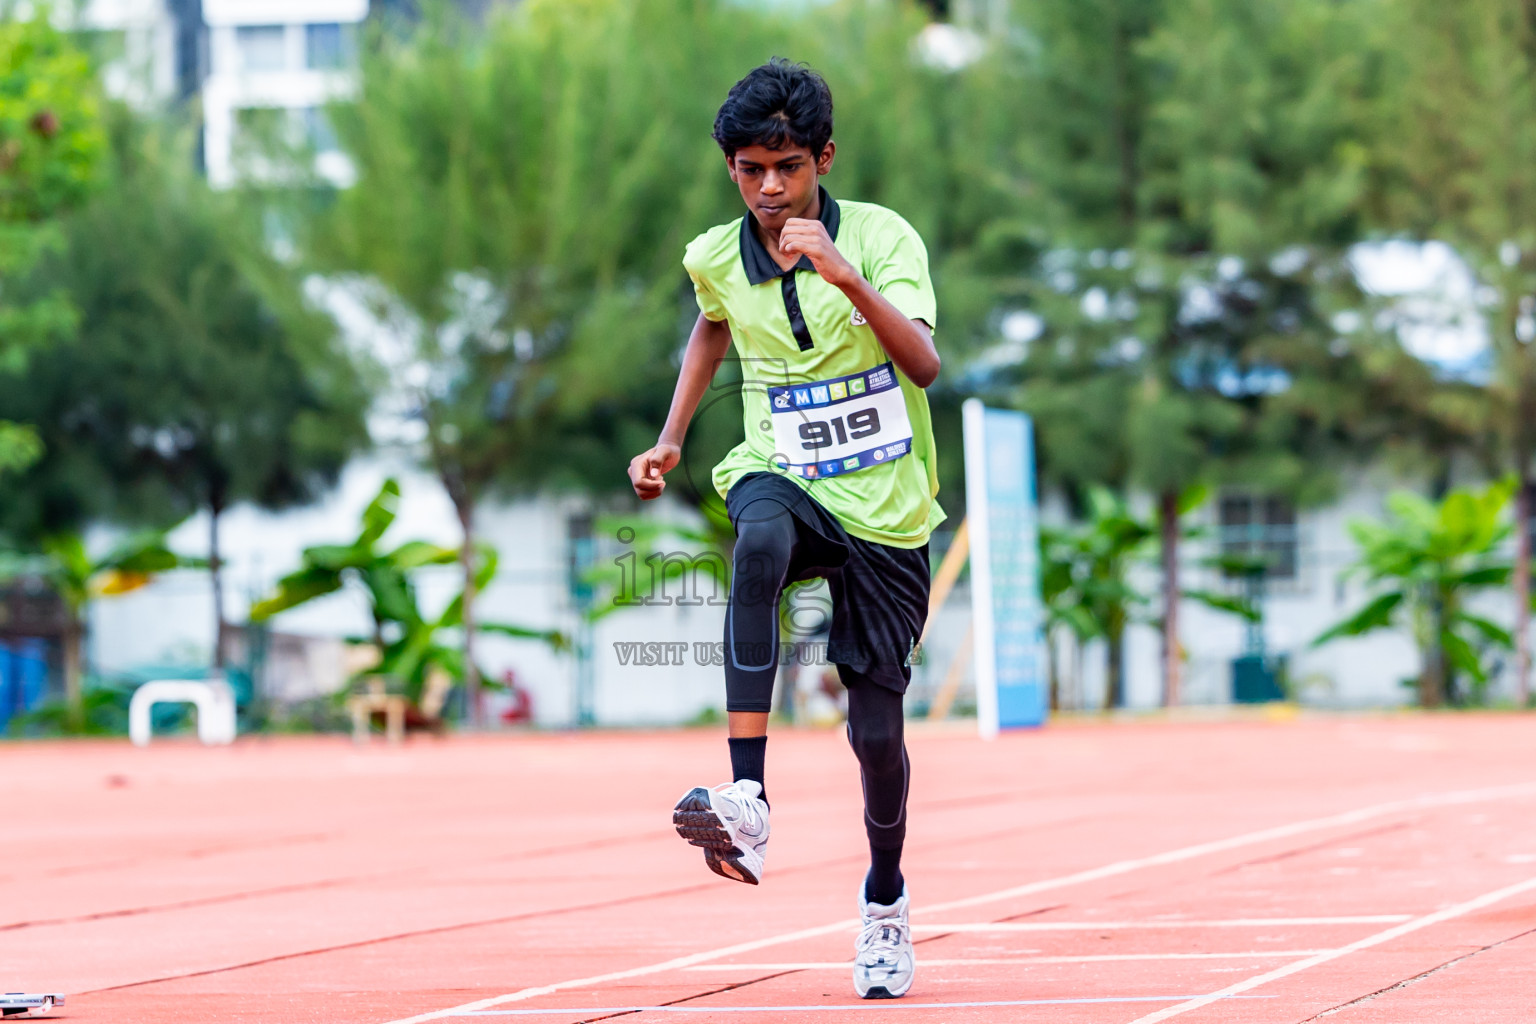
[76,0,367,187]
[201,0,365,187]
[72,0,185,105]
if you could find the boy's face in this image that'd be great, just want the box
[727,142,835,232]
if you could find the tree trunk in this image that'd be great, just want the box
[1160,491,1181,707]
[456,496,481,729]
[1516,475,1531,708]
[209,502,227,670]
[1047,626,1061,711]
[62,616,84,722]
[1104,629,1124,710]
[1419,644,1445,708]
[1420,587,1446,708]
[1075,641,1087,712]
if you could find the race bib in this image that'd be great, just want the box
[766,362,913,479]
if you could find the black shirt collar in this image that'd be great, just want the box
[739,186,841,286]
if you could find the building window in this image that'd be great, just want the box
[1218,493,1298,580]
[306,23,355,70]
[237,25,288,72]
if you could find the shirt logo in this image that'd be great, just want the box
[849,378,867,396]
[809,385,830,405]
[872,449,885,462]
[828,382,848,401]
[804,464,818,478]
[842,457,860,470]
[773,392,792,410]
[851,309,867,326]
[792,389,811,407]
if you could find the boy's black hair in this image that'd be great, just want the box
[712,58,834,159]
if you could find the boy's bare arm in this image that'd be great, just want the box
[778,218,941,387]
[629,313,733,500]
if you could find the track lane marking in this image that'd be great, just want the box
[378,780,1536,1024]
[909,916,1411,931]
[448,995,1280,1014]
[684,951,1338,970]
[914,781,1536,917]
[1123,874,1536,1023]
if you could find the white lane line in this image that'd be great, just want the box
[451,995,1279,1015]
[909,916,1411,932]
[684,951,1338,971]
[915,781,1536,918]
[378,780,1536,1024]
[1124,874,1536,1024]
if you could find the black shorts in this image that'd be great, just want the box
[725,472,931,694]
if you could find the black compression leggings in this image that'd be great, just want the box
[840,666,910,856]
[724,500,796,714]
[724,504,910,872]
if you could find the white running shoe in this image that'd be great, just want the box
[672,780,770,885]
[854,881,914,999]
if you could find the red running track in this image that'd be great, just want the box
[5,711,1536,1023]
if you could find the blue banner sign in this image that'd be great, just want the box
[962,399,1047,734]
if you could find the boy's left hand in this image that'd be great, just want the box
[779,218,856,287]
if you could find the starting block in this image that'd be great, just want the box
[128,676,237,747]
[2,994,64,1018]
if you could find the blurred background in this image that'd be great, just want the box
[3,0,1535,740]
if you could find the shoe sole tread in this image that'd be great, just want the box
[672,788,759,885]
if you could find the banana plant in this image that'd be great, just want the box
[583,513,732,622]
[1043,487,1261,709]
[1314,478,1516,707]
[250,478,566,705]
[0,531,203,712]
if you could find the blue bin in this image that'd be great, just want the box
[0,640,51,731]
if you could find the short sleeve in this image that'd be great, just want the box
[687,266,728,323]
[863,211,936,328]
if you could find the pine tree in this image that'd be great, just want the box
[0,115,369,671]
[1376,0,1536,707]
[1003,0,1391,704]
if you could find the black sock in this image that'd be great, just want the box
[866,847,905,905]
[728,735,768,806]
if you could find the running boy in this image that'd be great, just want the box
[627,59,944,1000]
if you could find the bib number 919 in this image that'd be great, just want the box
[798,408,881,450]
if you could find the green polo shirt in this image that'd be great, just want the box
[684,188,945,549]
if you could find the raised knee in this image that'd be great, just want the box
[849,723,904,769]
[732,519,792,601]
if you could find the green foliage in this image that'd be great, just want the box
[0,15,104,222]
[1004,0,1391,504]
[250,478,566,702]
[1039,488,1154,708]
[0,420,41,477]
[1314,479,1517,705]
[0,111,370,542]
[1042,485,1261,707]
[1375,0,1536,510]
[306,0,1031,517]
[0,530,201,616]
[4,676,135,737]
[0,13,106,471]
